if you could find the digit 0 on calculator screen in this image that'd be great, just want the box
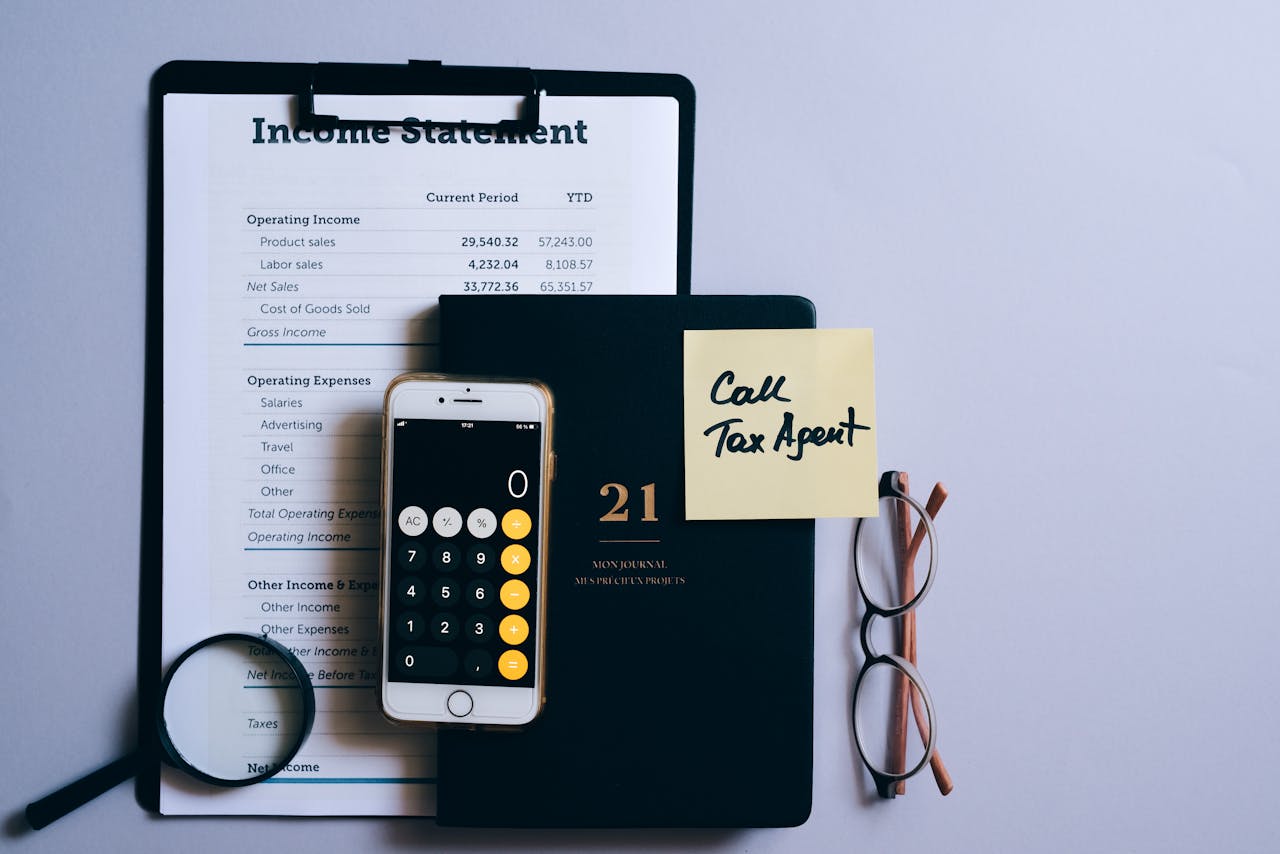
[388,419,541,688]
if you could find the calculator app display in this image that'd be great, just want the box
[387,418,542,688]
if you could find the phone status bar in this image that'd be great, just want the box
[394,420,538,428]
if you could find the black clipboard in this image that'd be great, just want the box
[139,59,694,813]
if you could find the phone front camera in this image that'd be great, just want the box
[438,397,444,403]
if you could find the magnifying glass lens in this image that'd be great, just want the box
[161,635,310,784]
[27,633,316,829]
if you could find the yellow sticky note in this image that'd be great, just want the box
[683,329,878,520]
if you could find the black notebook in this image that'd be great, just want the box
[435,295,815,827]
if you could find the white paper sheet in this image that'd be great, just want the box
[160,93,679,815]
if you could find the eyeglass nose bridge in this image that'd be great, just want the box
[858,610,886,660]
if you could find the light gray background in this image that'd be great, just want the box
[3,1,1278,851]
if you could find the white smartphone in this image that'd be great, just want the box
[379,374,553,726]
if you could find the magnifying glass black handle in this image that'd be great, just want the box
[26,752,138,830]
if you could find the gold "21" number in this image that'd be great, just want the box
[599,482,659,522]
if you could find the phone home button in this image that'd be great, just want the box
[446,690,474,717]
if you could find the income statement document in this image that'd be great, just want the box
[160,93,680,815]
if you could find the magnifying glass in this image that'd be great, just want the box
[26,633,315,829]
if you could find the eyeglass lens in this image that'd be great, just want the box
[856,495,934,613]
[853,660,930,778]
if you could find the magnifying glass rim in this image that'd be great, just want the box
[156,632,316,788]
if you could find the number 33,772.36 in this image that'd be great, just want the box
[462,281,518,292]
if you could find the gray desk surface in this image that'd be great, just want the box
[3,2,1278,851]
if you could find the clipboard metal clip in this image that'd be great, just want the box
[299,60,541,134]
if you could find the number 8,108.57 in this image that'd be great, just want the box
[545,258,593,271]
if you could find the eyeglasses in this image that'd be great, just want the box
[852,470,953,798]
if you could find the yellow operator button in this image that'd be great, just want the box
[501,543,530,575]
[498,649,528,680]
[499,614,530,645]
[499,579,530,610]
[501,508,532,540]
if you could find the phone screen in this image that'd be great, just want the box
[386,418,543,688]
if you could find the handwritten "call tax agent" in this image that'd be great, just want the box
[701,370,870,462]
